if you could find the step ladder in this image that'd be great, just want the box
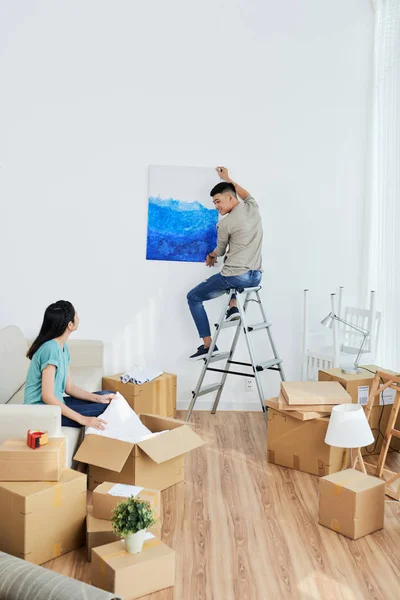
[185,286,285,422]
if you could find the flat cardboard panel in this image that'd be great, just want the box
[265,398,329,420]
[102,373,177,418]
[137,425,205,464]
[74,435,134,472]
[92,539,175,600]
[318,469,385,539]
[267,409,346,476]
[0,469,86,564]
[281,381,351,405]
[265,395,336,413]
[0,438,65,482]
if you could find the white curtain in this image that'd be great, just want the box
[364,0,400,369]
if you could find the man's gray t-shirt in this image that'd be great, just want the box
[214,195,263,276]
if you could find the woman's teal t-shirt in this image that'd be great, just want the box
[24,340,71,405]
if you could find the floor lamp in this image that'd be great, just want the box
[325,404,374,473]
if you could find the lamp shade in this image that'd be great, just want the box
[321,313,335,329]
[325,404,374,448]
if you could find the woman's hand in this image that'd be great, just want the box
[82,416,107,430]
[98,393,116,404]
[90,392,116,404]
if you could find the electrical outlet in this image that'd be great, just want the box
[245,378,254,392]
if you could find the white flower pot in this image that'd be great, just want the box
[124,529,146,554]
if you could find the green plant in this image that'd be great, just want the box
[112,496,156,538]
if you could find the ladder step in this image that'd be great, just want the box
[247,321,271,332]
[256,358,282,371]
[219,319,241,330]
[208,352,231,363]
[196,383,222,397]
[238,286,261,294]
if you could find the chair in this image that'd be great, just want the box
[302,289,381,380]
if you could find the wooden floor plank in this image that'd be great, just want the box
[43,411,400,600]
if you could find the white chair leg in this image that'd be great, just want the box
[301,289,309,380]
[331,293,340,367]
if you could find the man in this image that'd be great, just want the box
[187,166,263,360]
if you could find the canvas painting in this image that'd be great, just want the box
[146,165,220,262]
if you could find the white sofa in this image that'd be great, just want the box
[0,325,104,468]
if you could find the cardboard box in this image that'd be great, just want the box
[87,505,162,561]
[267,409,346,476]
[0,468,86,564]
[0,438,65,481]
[102,372,176,418]
[281,381,351,405]
[74,414,204,491]
[318,468,385,539]
[92,539,175,599]
[93,482,161,524]
[318,365,400,454]
[265,397,330,420]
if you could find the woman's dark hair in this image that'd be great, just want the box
[27,300,76,359]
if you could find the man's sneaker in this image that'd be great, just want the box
[189,344,219,360]
[225,306,240,322]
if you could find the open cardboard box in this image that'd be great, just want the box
[74,414,205,491]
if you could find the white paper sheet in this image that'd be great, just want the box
[85,393,154,442]
[107,484,144,498]
[144,532,155,540]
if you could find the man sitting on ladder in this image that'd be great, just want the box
[187,166,263,360]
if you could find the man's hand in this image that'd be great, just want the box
[216,166,232,183]
[205,252,217,267]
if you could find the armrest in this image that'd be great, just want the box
[0,405,62,444]
[67,339,104,368]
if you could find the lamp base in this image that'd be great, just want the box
[341,366,361,375]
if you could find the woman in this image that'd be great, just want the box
[24,300,114,430]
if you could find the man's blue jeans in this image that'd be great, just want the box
[187,270,262,339]
[61,390,112,428]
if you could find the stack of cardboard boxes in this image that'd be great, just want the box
[266,368,396,541]
[78,372,204,599]
[0,438,87,565]
[266,381,351,476]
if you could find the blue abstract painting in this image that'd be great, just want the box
[146,166,220,263]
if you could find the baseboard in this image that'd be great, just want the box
[176,398,263,411]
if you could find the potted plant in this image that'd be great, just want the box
[112,496,157,554]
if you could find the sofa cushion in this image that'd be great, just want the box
[69,367,103,393]
[0,326,30,405]
[62,425,84,469]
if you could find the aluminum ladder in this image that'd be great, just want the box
[185,286,285,421]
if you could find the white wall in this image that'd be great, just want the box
[0,1,373,410]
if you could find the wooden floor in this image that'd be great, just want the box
[44,411,400,600]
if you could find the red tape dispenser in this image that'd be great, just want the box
[27,430,49,449]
